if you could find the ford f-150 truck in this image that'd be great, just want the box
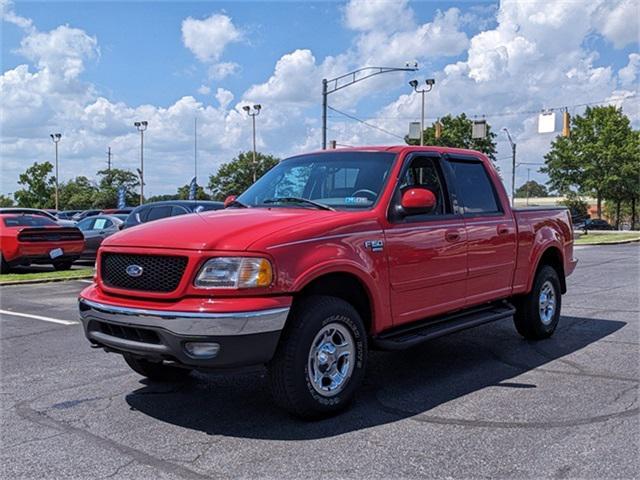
[79,146,577,418]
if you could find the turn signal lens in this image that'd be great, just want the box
[194,257,273,289]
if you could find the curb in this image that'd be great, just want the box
[0,273,93,287]
[575,238,640,246]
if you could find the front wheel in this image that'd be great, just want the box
[123,354,192,382]
[513,265,562,339]
[268,295,368,419]
[53,260,73,271]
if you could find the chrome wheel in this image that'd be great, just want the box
[538,280,556,325]
[307,322,355,397]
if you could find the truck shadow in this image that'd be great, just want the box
[125,315,627,440]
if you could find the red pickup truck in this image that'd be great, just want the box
[79,146,576,418]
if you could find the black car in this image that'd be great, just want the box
[123,200,224,229]
[57,210,83,220]
[575,218,615,232]
[75,215,124,260]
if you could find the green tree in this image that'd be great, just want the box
[208,152,279,200]
[177,184,210,200]
[58,176,98,210]
[92,168,140,208]
[515,180,548,198]
[146,194,180,203]
[0,194,15,207]
[406,113,498,161]
[13,162,55,208]
[560,193,589,222]
[542,106,639,219]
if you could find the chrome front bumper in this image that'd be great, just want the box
[78,298,289,336]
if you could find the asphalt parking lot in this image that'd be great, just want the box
[1,244,638,479]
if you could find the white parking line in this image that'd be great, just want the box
[76,279,94,284]
[0,309,78,326]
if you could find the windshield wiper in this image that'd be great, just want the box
[263,197,335,211]
[225,199,249,208]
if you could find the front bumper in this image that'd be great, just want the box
[79,298,289,369]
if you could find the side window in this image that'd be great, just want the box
[398,157,450,216]
[171,206,189,217]
[450,161,501,215]
[77,218,95,231]
[146,206,172,222]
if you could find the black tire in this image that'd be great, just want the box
[268,295,368,419]
[123,354,191,382]
[513,265,562,339]
[53,260,73,271]
[0,253,9,274]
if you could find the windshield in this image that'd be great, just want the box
[236,152,396,210]
[3,215,58,227]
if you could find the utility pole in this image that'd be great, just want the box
[409,78,435,146]
[107,146,112,171]
[242,105,261,183]
[50,133,62,210]
[321,65,418,149]
[134,121,148,205]
[526,168,531,206]
[194,117,198,183]
[502,127,517,207]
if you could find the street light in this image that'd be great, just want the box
[134,121,148,205]
[49,133,62,210]
[321,65,419,149]
[502,127,517,207]
[409,78,435,146]
[243,104,261,183]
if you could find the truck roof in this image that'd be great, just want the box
[303,145,489,158]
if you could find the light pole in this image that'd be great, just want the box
[242,104,261,183]
[321,65,418,149]
[134,121,148,205]
[502,127,517,207]
[50,133,62,210]
[409,78,435,146]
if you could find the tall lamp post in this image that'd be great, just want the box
[50,133,62,210]
[242,104,261,183]
[408,78,435,146]
[502,127,517,207]
[321,65,418,149]
[134,121,148,205]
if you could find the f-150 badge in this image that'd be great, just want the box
[364,240,384,252]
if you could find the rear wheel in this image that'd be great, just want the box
[268,295,367,419]
[53,260,73,271]
[0,253,9,274]
[513,265,562,339]
[123,354,192,382]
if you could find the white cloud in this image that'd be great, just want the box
[181,14,242,63]
[215,88,234,109]
[595,0,639,49]
[1,0,33,32]
[619,53,640,86]
[208,61,239,80]
[344,0,414,32]
[197,85,211,95]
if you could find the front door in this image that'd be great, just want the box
[383,154,467,326]
[447,157,517,306]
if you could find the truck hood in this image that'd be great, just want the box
[102,208,339,251]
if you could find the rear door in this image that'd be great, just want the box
[447,157,517,306]
[383,153,467,326]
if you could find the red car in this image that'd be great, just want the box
[79,146,577,418]
[0,214,84,273]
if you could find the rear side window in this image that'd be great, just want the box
[146,206,172,222]
[450,161,501,215]
[3,216,58,227]
[171,206,189,216]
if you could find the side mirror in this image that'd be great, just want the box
[400,187,436,214]
[224,195,237,208]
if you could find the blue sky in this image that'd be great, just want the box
[1,0,638,197]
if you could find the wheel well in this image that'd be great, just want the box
[295,273,373,332]
[537,247,566,293]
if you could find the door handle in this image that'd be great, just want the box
[445,230,461,242]
[497,224,510,235]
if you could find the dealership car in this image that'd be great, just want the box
[76,215,124,260]
[575,218,615,232]
[79,146,576,418]
[1,213,84,273]
[0,208,76,227]
[122,200,223,228]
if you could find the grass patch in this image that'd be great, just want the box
[575,232,640,245]
[0,267,94,284]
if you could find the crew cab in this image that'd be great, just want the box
[1,214,84,273]
[78,146,577,418]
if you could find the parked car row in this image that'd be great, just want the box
[0,200,224,273]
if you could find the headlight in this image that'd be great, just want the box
[194,257,273,289]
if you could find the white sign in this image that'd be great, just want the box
[472,120,487,139]
[538,111,556,133]
[408,122,421,140]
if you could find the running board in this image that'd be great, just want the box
[372,300,516,350]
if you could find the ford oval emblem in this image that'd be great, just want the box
[126,264,143,277]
